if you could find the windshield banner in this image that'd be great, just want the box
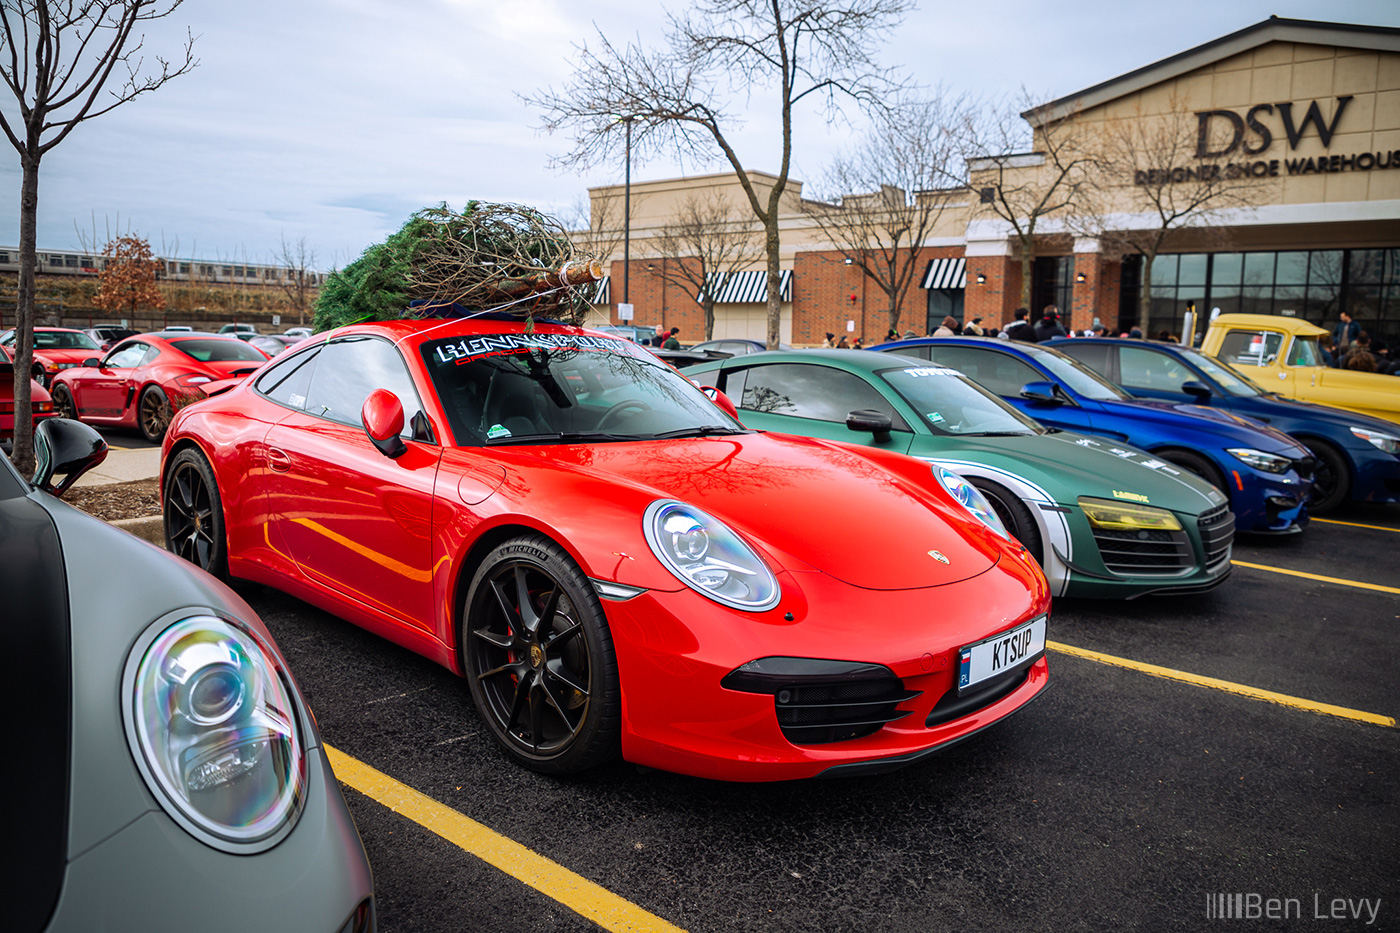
[431,332,629,366]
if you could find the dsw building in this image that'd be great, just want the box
[582,17,1399,348]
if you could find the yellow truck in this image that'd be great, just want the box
[1200,313,1400,426]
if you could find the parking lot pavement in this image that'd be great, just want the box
[232,505,1400,932]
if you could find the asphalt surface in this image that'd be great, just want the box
[231,500,1400,933]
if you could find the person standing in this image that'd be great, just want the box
[932,315,961,337]
[821,332,836,347]
[963,316,984,336]
[1333,311,1360,367]
[1002,308,1036,343]
[662,326,682,350]
[1034,305,1068,342]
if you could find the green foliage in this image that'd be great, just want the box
[313,217,427,331]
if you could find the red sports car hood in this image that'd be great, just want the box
[36,348,93,366]
[529,432,1002,589]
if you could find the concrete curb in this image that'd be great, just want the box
[113,514,163,546]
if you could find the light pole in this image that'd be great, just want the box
[621,115,634,308]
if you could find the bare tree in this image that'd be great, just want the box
[0,0,195,472]
[275,235,319,325]
[805,93,973,334]
[647,191,762,340]
[526,0,911,350]
[967,90,1098,311]
[1076,96,1266,333]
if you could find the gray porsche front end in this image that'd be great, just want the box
[2,426,374,933]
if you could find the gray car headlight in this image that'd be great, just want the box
[643,500,780,611]
[1351,426,1400,455]
[934,466,1011,540]
[1226,447,1292,473]
[124,614,307,853]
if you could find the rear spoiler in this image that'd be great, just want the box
[200,373,253,398]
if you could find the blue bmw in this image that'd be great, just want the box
[874,337,1314,534]
[1046,337,1400,513]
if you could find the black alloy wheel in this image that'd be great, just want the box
[970,478,1044,566]
[463,534,620,774]
[1300,439,1349,514]
[139,385,172,443]
[163,448,228,578]
[50,383,77,422]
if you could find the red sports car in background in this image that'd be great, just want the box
[51,330,269,442]
[0,356,56,441]
[0,326,104,386]
[160,317,1050,781]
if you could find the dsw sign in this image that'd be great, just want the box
[1195,96,1351,157]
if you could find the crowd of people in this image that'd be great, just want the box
[865,305,1125,345]
[1326,311,1399,374]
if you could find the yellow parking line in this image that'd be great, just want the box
[322,744,687,933]
[1312,517,1400,533]
[1230,560,1400,595]
[1047,641,1395,728]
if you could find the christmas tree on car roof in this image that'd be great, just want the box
[314,202,602,332]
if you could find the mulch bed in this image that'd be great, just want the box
[62,478,162,522]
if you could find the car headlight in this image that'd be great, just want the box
[1078,497,1183,531]
[1226,447,1292,473]
[176,373,214,387]
[934,466,1011,540]
[124,614,307,853]
[643,500,780,611]
[1351,426,1400,455]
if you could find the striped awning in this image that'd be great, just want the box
[589,277,610,305]
[921,258,966,290]
[701,269,792,304]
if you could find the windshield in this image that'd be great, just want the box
[35,330,99,351]
[169,338,269,362]
[421,332,746,446]
[1287,335,1324,367]
[1179,347,1265,397]
[879,365,1044,436]
[1020,345,1130,400]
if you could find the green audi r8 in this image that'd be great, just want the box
[687,349,1236,599]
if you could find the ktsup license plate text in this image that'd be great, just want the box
[958,616,1047,693]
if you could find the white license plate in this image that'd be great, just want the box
[958,616,1046,694]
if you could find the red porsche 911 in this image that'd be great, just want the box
[160,317,1050,781]
[50,331,270,442]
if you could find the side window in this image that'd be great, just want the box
[1218,331,1284,366]
[736,363,908,428]
[921,346,1041,397]
[255,346,321,409]
[1119,347,1192,392]
[104,342,150,369]
[301,337,426,437]
[1061,342,1111,376]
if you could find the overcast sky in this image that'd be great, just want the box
[2,0,1395,269]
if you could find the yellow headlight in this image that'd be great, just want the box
[1078,497,1183,531]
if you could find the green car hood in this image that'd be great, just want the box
[909,429,1228,516]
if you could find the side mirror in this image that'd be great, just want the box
[846,408,893,442]
[1019,381,1063,405]
[1181,380,1213,402]
[82,357,101,368]
[31,418,108,496]
[700,385,739,419]
[361,388,407,459]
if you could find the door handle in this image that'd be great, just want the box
[267,447,291,473]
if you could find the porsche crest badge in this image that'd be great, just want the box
[928,550,950,564]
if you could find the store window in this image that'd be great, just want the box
[1121,248,1400,347]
